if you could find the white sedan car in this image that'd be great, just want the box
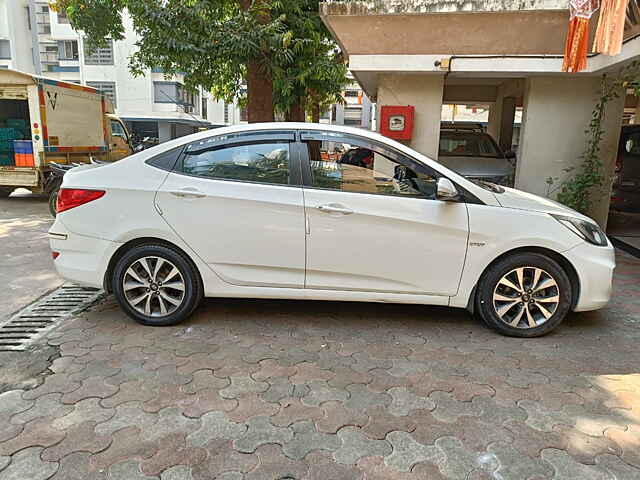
[49,123,614,337]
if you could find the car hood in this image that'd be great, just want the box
[438,156,514,178]
[494,186,595,222]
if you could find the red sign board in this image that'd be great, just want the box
[380,105,414,140]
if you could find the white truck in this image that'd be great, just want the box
[0,69,132,213]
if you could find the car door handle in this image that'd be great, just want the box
[316,204,353,215]
[169,188,206,198]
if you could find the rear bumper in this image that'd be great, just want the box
[49,220,120,289]
[564,241,616,312]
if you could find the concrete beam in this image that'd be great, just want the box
[443,85,498,103]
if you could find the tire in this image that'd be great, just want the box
[0,187,13,198]
[48,189,58,217]
[112,244,203,326]
[476,253,572,338]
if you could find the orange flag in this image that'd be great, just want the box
[593,0,630,55]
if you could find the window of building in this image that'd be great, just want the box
[153,82,186,104]
[239,105,248,122]
[87,81,116,106]
[344,90,359,97]
[41,5,49,13]
[84,40,114,65]
[304,137,438,199]
[181,142,290,185]
[0,40,10,60]
[58,40,79,60]
[57,9,70,23]
[223,104,230,124]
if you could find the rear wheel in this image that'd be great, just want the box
[48,189,59,217]
[0,187,13,198]
[476,253,572,337]
[112,244,203,326]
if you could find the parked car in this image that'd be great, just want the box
[610,124,640,212]
[438,124,516,187]
[49,123,614,337]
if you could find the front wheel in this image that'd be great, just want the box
[112,244,203,326]
[0,187,13,198]
[476,253,572,337]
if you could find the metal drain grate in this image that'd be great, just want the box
[0,285,103,351]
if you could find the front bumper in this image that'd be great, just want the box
[49,220,120,289]
[564,240,616,312]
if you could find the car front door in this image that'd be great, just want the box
[300,131,469,296]
[155,131,306,288]
[109,119,132,161]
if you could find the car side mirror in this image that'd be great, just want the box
[436,177,459,201]
[504,150,516,159]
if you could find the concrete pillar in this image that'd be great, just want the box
[488,79,522,152]
[516,76,624,227]
[158,122,172,143]
[377,74,444,159]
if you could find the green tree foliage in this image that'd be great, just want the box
[53,0,349,122]
[270,0,349,120]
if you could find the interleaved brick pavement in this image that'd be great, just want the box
[0,250,639,479]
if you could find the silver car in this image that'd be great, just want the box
[438,125,515,186]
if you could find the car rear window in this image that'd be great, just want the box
[439,133,500,157]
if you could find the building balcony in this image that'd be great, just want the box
[321,0,639,57]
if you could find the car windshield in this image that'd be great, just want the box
[439,132,500,158]
[469,179,505,193]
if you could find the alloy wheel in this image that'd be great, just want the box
[492,267,560,329]
[122,256,185,317]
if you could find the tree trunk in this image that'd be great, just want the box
[286,98,306,122]
[310,100,320,124]
[246,60,274,123]
[239,0,274,123]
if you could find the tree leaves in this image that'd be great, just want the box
[53,0,350,119]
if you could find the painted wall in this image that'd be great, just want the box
[377,73,444,160]
[0,0,34,72]
[516,76,624,227]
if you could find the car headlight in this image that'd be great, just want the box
[551,214,608,246]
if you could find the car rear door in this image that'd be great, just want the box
[299,130,470,296]
[155,130,306,288]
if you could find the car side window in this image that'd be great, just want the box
[304,138,438,199]
[110,120,127,140]
[181,142,290,186]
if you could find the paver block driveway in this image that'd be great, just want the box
[0,250,639,479]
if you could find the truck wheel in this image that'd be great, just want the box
[0,187,13,198]
[48,189,59,217]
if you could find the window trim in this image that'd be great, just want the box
[171,132,302,187]
[298,130,483,204]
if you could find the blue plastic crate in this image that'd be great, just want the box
[14,140,33,154]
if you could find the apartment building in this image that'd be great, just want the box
[0,0,241,142]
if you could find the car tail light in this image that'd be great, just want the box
[51,251,60,260]
[56,188,105,213]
